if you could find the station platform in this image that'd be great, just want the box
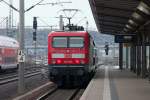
[80,65,150,100]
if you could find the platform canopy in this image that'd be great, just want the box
[89,0,141,35]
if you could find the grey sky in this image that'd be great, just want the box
[0,0,97,30]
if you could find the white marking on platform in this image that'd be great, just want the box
[113,66,119,69]
[103,66,111,100]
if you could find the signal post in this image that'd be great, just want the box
[33,17,37,67]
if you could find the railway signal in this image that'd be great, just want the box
[33,31,36,41]
[104,44,109,55]
[33,17,38,68]
[33,17,37,29]
[33,17,37,41]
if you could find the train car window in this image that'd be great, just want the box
[53,37,67,47]
[69,37,84,47]
[4,57,16,63]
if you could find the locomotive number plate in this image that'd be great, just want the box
[65,54,72,58]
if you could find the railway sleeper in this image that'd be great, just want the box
[50,72,94,88]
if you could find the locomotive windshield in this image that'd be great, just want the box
[52,36,84,48]
[53,37,67,47]
[69,37,84,47]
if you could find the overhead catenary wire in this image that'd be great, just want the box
[57,0,68,17]
[75,16,87,25]
[25,0,45,12]
[38,1,71,6]
[0,17,7,25]
[0,0,18,11]
[26,0,71,12]
[37,17,57,28]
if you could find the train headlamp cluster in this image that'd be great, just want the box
[51,59,85,64]
[51,53,86,64]
[137,2,150,15]
[52,53,64,58]
[72,54,85,58]
[52,53,85,58]
[123,1,150,34]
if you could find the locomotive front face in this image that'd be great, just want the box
[49,36,89,65]
[48,32,90,76]
[47,31,95,87]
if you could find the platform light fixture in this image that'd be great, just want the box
[132,12,143,21]
[125,24,133,30]
[128,19,139,27]
[137,2,150,15]
[122,1,150,34]
[123,28,128,32]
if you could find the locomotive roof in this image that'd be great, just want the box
[48,31,89,37]
[0,36,19,48]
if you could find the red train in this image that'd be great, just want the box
[0,36,19,71]
[48,31,96,86]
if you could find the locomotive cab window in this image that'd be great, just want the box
[69,37,84,47]
[52,36,84,48]
[53,37,67,47]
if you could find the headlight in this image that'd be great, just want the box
[52,53,64,58]
[72,54,85,58]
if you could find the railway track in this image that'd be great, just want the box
[0,64,44,77]
[0,64,48,80]
[0,70,40,80]
[37,87,84,100]
[0,71,42,85]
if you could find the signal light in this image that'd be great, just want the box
[56,59,62,64]
[104,44,109,55]
[33,17,37,29]
[75,59,80,64]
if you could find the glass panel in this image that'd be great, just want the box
[53,37,67,47]
[69,37,84,47]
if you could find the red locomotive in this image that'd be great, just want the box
[48,31,96,86]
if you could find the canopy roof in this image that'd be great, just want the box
[89,0,141,35]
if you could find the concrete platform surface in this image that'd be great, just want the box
[80,65,150,100]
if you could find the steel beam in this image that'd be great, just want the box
[97,12,129,19]
[99,22,125,28]
[133,45,136,73]
[136,42,142,76]
[136,35,142,76]
[100,24,123,30]
[119,43,123,70]
[126,47,129,69]
[130,46,133,71]
[141,34,147,78]
[99,16,128,22]
[149,46,150,81]
[95,4,134,13]
[98,18,127,25]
